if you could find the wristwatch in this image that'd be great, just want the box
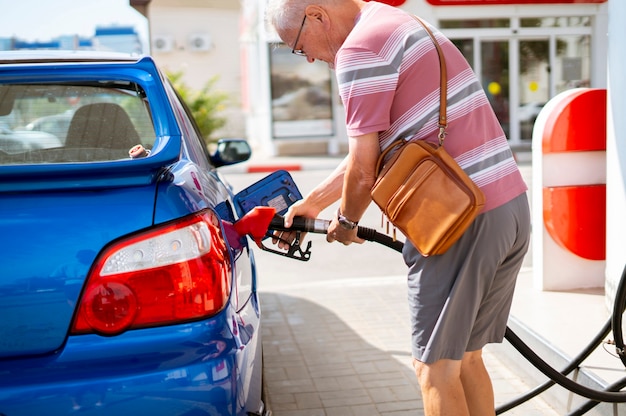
[337,208,358,230]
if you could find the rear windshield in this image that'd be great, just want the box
[0,82,156,165]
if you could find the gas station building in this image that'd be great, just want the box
[240,0,608,157]
[138,0,608,156]
[139,0,625,304]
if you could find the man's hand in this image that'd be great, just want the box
[271,199,320,251]
[326,216,364,246]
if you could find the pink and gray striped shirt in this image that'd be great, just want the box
[335,2,527,213]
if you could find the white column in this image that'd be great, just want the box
[605,0,626,309]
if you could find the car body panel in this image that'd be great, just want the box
[0,311,262,415]
[0,185,155,357]
[0,51,262,415]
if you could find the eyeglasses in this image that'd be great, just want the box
[291,15,307,56]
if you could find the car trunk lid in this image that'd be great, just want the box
[0,181,159,358]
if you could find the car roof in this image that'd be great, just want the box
[0,50,144,65]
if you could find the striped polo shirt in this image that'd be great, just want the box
[335,1,527,213]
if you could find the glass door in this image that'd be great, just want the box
[516,34,590,141]
[481,40,510,139]
[447,16,592,146]
[451,38,514,141]
[518,39,550,141]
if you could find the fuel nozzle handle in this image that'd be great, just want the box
[269,215,330,234]
[269,214,404,253]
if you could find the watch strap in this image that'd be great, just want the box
[337,207,358,229]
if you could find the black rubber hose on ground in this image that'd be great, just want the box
[504,327,626,403]
[563,264,626,414]
[353,226,626,406]
[567,378,626,416]
[611,264,626,368]
[558,265,626,411]
[276,216,626,406]
[495,319,612,414]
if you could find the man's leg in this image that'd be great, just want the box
[413,358,470,416]
[460,349,495,416]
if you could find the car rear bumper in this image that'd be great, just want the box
[0,307,262,416]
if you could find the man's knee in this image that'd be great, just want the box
[412,357,462,387]
[412,358,431,388]
[461,350,484,371]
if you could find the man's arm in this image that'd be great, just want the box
[280,131,380,247]
[282,155,349,227]
[328,131,380,244]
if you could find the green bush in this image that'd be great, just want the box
[167,71,229,144]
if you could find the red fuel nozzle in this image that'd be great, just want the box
[224,206,315,261]
[232,206,277,247]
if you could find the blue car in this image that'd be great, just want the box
[0,51,266,416]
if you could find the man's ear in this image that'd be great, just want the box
[304,5,330,28]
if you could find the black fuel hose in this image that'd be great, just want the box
[567,377,626,416]
[497,263,626,412]
[497,263,626,411]
[503,327,626,403]
[269,215,404,253]
[496,318,611,413]
[272,214,626,407]
[611,263,626,368]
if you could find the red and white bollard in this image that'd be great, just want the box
[532,88,607,290]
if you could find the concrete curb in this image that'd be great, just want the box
[220,155,344,174]
[246,163,302,173]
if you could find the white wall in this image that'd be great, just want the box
[144,0,609,155]
[149,3,246,139]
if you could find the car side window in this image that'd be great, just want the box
[164,79,212,171]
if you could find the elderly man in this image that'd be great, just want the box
[265,1,531,415]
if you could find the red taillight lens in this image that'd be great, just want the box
[71,211,231,336]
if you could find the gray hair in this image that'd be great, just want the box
[265,0,333,32]
[265,0,304,31]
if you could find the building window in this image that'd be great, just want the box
[521,16,591,28]
[440,19,510,29]
[268,44,334,138]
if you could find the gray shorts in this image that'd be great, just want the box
[403,193,530,364]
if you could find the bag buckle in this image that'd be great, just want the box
[438,125,447,146]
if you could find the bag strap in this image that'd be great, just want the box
[413,15,447,144]
[375,16,448,174]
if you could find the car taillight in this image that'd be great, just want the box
[71,210,231,336]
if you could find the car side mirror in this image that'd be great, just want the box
[210,138,252,168]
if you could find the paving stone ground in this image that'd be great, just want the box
[260,275,559,416]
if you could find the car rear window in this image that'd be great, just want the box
[0,82,156,165]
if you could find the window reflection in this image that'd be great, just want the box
[440,19,509,29]
[268,44,334,138]
[556,35,591,92]
[521,16,591,28]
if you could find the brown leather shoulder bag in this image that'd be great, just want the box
[370,16,485,256]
